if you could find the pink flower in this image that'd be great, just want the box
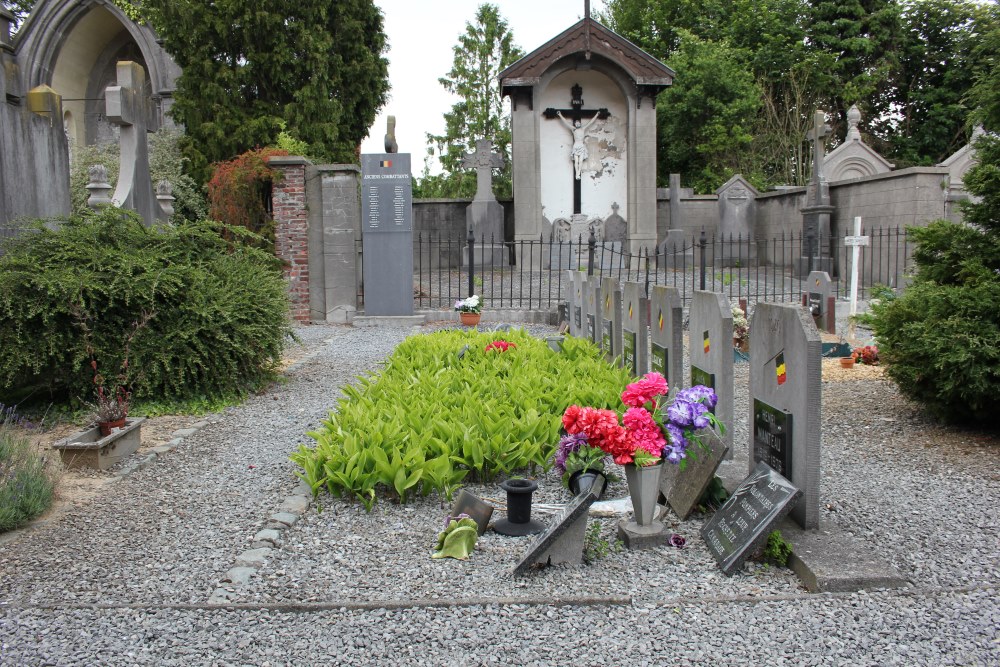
[621,373,668,408]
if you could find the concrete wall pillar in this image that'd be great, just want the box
[311,164,361,323]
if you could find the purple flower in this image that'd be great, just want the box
[666,423,686,451]
[664,442,686,464]
[666,400,696,427]
[668,533,686,548]
[554,432,589,473]
[679,385,718,409]
[690,402,711,430]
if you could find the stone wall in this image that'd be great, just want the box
[1,31,71,239]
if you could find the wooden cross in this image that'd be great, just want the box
[462,139,504,202]
[806,109,831,205]
[543,84,609,214]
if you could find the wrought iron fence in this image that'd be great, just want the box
[358,226,913,312]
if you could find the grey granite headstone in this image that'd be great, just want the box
[570,271,584,337]
[689,291,734,458]
[580,274,594,343]
[716,175,759,266]
[603,202,627,242]
[512,485,601,574]
[649,285,684,400]
[600,278,623,365]
[622,281,648,377]
[749,303,822,529]
[462,139,506,267]
[361,153,413,315]
[588,275,602,346]
[659,436,729,520]
[701,462,802,576]
[802,270,835,335]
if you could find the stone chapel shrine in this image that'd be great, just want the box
[500,5,672,257]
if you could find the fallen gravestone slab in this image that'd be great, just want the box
[659,437,730,520]
[512,482,602,575]
[701,462,802,576]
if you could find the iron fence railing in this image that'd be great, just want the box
[358,226,913,312]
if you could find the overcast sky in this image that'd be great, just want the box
[359,0,602,173]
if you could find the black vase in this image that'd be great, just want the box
[568,470,607,498]
[493,478,545,536]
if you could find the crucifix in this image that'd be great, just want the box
[462,139,504,202]
[543,83,609,214]
[806,109,831,206]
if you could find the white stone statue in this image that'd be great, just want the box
[556,111,603,180]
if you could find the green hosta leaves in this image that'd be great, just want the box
[293,329,631,508]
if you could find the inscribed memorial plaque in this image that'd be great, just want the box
[587,314,595,341]
[623,330,636,376]
[753,399,793,477]
[651,343,668,377]
[701,462,802,576]
[691,365,715,390]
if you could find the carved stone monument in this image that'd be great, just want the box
[797,110,834,276]
[716,175,758,266]
[462,139,507,266]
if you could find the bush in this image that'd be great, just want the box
[292,330,632,509]
[869,133,1000,424]
[0,207,293,408]
[207,147,289,250]
[0,410,54,533]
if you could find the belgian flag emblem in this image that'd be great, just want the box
[776,352,787,385]
[605,294,610,309]
[628,302,633,319]
[379,160,392,168]
[658,309,664,331]
[703,331,710,353]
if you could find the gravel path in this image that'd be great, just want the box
[1,321,998,666]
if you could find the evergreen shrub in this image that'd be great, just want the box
[0,208,292,408]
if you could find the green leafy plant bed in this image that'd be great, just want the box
[292,330,632,509]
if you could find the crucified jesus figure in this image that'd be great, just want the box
[556,110,602,180]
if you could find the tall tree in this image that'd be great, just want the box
[419,3,523,199]
[876,0,994,165]
[141,0,389,181]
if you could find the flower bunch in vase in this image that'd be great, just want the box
[453,295,482,314]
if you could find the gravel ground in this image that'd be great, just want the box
[1,321,997,666]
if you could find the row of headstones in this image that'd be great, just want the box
[563,271,821,573]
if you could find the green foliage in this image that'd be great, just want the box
[0,422,54,533]
[421,3,523,199]
[697,475,730,511]
[292,330,631,508]
[0,208,293,408]
[583,520,623,563]
[762,530,793,567]
[869,127,1000,424]
[432,516,480,560]
[140,0,389,180]
[657,31,762,192]
[69,129,207,223]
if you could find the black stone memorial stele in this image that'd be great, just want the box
[752,399,793,477]
[691,365,715,390]
[700,462,802,576]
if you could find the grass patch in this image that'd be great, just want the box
[292,329,632,509]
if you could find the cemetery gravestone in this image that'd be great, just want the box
[512,484,602,574]
[716,175,759,267]
[649,285,684,400]
[701,461,802,576]
[361,153,413,315]
[659,437,730,521]
[462,139,506,267]
[600,278,623,365]
[801,271,835,335]
[749,303,822,529]
[588,275,602,346]
[622,281,648,377]
[689,291,734,458]
[571,271,584,337]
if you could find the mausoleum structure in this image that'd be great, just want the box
[823,105,894,182]
[500,5,672,258]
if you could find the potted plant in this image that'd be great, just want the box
[91,360,131,436]
[454,294,482,326]
[553,431,610,497]
[561,373,722,527]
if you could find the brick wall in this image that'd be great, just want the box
[269,157,312,322]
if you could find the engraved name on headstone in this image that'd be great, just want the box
[701,462,802,576]
[753,399,793,477]
[361,153,413,315]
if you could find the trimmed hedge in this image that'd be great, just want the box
[0,208,293,407]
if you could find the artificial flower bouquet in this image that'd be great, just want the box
[556,372,722,474]
[454,294,482,314]
[852,344,879,365]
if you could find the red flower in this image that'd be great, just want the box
[484,340,516,353]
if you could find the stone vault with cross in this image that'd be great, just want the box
[500,5,673,258]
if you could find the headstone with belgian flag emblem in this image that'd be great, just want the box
[689,290,734,458]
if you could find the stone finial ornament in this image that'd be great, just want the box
[86,164,114,209]
[156,179,175,217]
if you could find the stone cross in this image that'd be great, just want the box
[806,110,831,205]
[462,139,504,202]
[105,60,160,225]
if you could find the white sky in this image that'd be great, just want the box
[359,0,601,173]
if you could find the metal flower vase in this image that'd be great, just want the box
[624,463,663,526]
[618,463,669,549]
